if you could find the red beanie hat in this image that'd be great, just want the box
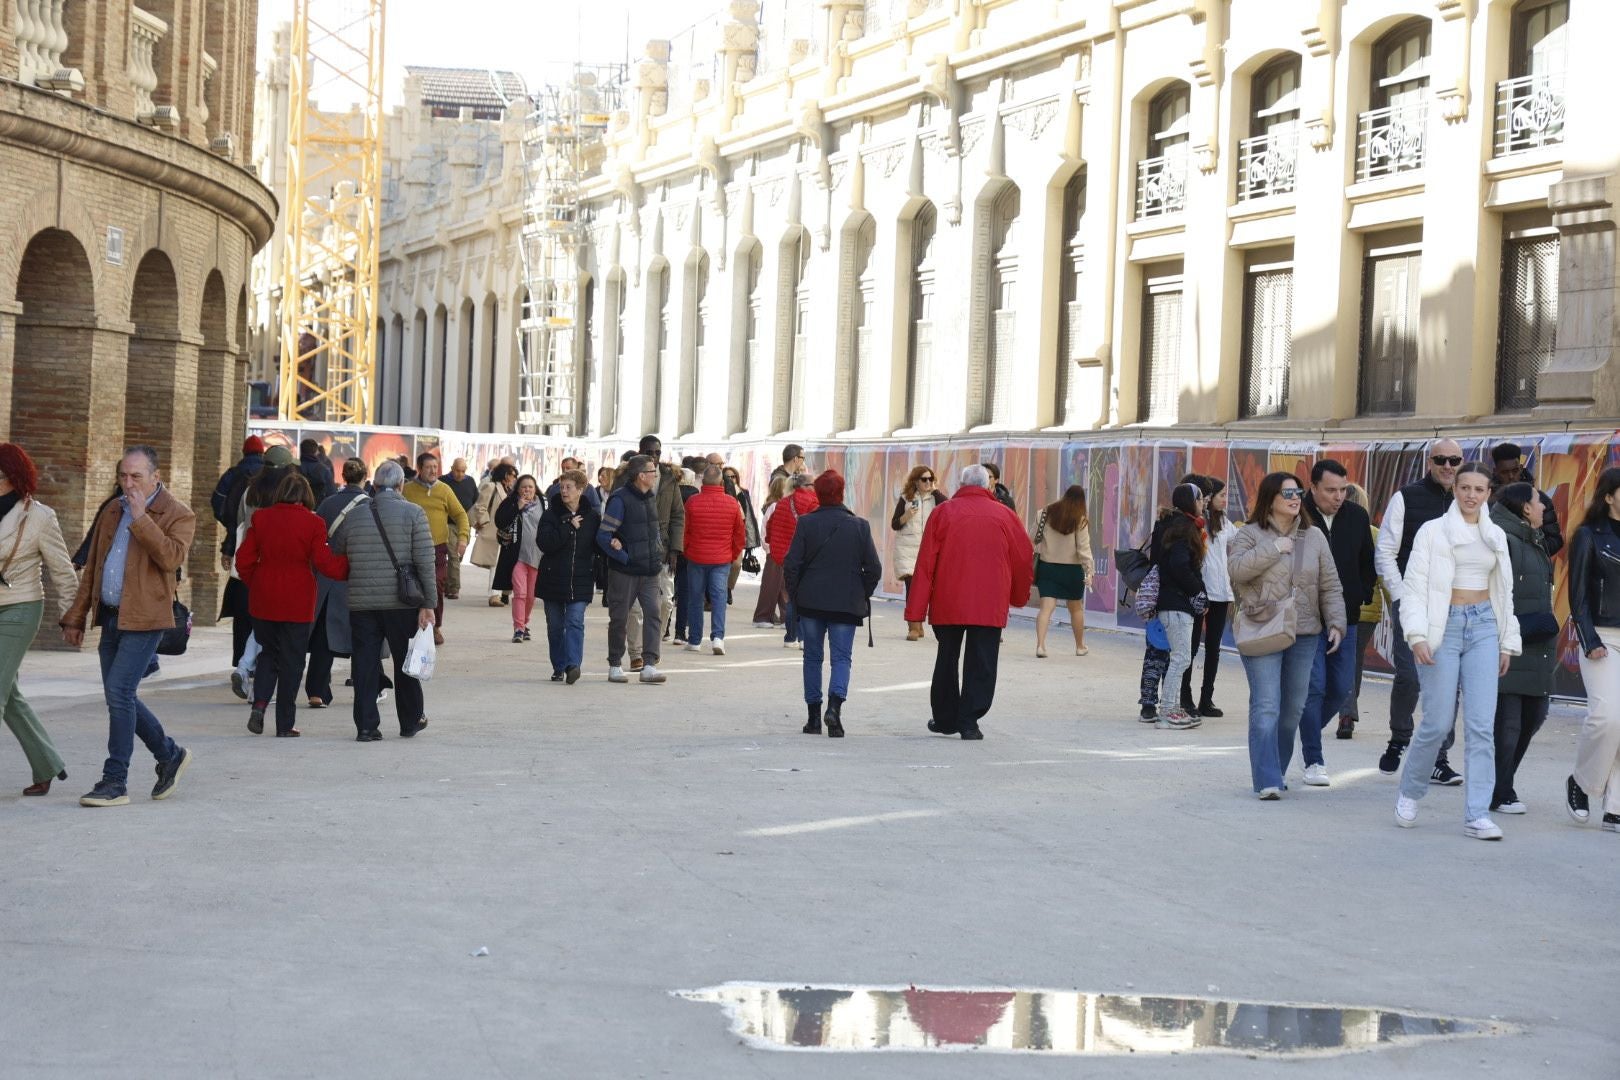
[813,469,844,507]
[242,436,267,455]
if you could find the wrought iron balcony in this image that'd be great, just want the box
[1135,153,1187,219]
[1494,73,1565,157]
[1238,131,1297,201]
[1355,102,1426,183]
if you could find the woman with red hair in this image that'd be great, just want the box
[0,443,79,795]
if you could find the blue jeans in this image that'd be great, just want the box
[98,612,178,787]
[784,600,800,643]
[1298,625,1358,768]
[543,599,587,674]
[1240,633,1320,792]
[799,616,856,703]
[681,561,731,643]
[1400,603,1499,821]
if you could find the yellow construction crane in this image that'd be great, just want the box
[279,0,386,423]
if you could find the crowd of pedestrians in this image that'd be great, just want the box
[4,433,1619,844]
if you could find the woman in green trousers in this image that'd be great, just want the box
[0,443,79,796]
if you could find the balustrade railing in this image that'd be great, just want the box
[15,0,68,86]
[1494,73,1565,156]
[1238,131,1297,200]
[1135,152,1187,218]
[1356,102,1426,182]
[130,7,168,117]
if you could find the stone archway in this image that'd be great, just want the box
[189,270,232,618]
[10,228,99,625]
[125,249,198,502]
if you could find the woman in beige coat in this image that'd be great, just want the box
[1032,485,1094,657]
[0,443,80,795]
[1227,470,1346,800]
[470,463,516,605]
[891,464,946,641]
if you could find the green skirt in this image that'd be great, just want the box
[1035,561,1087,601]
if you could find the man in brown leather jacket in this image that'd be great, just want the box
[63,446,196,807]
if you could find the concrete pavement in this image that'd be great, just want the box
[2,585,1615,1077]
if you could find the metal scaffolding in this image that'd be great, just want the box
[516,66,623,434]
[279,0,386,423]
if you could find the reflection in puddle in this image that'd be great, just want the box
[677,984,1507,1056]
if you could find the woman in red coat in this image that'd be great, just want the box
[235,471,349,737]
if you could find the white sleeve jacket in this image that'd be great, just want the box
[1374,490,1406,606]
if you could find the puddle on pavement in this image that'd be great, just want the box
[676,984,1508,1056]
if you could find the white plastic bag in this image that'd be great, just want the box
[402,626,436,681]
[237,632,260,681]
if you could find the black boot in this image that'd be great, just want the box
[802,702,822,735]
[825,696,845,738]
[1179,687,1199,716]
[1197,695,1223,718]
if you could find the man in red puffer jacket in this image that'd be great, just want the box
[680,465,746,654]
[766,474,822,646]
[904,464,1034,740]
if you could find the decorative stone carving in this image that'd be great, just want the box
[863,141,907,178]
[957,117,986,157]
[1305,115,1333,150]
[1002,98,1059,141]
[1193,138,1218,174]
[1436,86,1469,123]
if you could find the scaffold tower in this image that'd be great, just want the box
[516,67,622,434]
[279,0,386,424]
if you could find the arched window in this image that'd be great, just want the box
[681,252,708,435]
[1359,19,1430,180]
[1496,0,1568,155]
[1137,83,1190,217]
[981,183,1021,427]
[905,203,937,429]
[1240,56,1301,200]
[1055,170,1086,425]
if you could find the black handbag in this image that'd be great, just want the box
[369,499,427,608]
[741,549,762,575]
[156,599,192,655]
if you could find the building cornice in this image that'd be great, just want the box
[0,80,278,250]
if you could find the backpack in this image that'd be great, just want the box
[1114,538,1152,612]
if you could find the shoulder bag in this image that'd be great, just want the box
[0,498,29,588]
[1232,535,1307,657]
[369,499,427,608]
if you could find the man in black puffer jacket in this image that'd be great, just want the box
[598,455,667,685]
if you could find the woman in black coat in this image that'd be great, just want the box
[782,471,881,738]
[536,469,600,684]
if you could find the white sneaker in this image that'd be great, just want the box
[1395,795,1418,828]
[1464,817,1504,841]
[639,665,667,684]
[710,639,725,655]
[753,620,773,629]
[784,640,797,649]
[1494,800,1527,815]
[1302,764,1331,787]
[1257,787,1282,801]
[683,642,703,652]
[608,666,628,683]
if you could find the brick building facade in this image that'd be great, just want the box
[0,1,276,629]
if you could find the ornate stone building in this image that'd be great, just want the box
[1,0,275,621]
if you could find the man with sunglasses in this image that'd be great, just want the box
[1374,439,1465,782]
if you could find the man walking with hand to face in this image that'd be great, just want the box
[64,446,195,807]
[1375,439,1464,782]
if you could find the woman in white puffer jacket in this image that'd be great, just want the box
[1395,461,1521,841]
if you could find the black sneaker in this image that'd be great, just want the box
[1431,761,1463,786]
[1567,775,1591,823]
[152,747,191,800]
[565,666,581,685]
[1378,741,1405,775]
[1139,705,1157,723]
[522,627,531,642]
[959,727,985,741]
[356,729,383,742]
[513,631,524,644]
[399,719,427,738]
[550,671,565,682]
[79,780,129,807]
[247,707,264,735]
[1197,700,1224,718]
[1335,716,1355,740]
[1603,813,1619,833]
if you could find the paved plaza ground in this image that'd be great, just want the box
[3,584,1616,1077]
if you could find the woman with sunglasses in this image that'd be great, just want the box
[0,444,78,795]
[893,465,946,642]
[1394,461,1519,839]
[1228,472,1346,799]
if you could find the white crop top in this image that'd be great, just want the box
[1450,523,1493,590]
